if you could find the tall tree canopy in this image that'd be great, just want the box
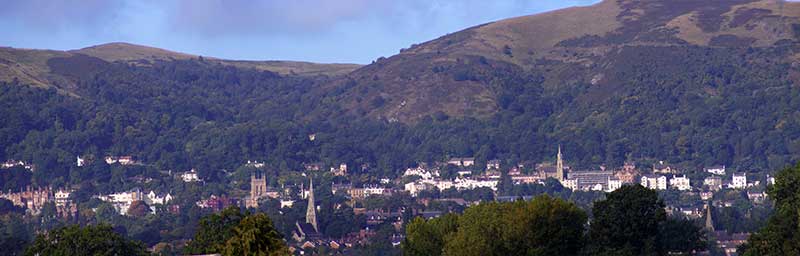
[404,195,587,256]
[588,185,666,256]
[223,213,289,256]
[24,224,148,256]
[403,213,459,256]
[740,163,800,255]
[184,206,248,254]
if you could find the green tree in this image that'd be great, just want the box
[185,206,248,254]
[403,213,459,256]
[24,224,148,256]
[587,185,665,256]
[223,213,289,256]
[413,196,586,256]
[659,218,706,255]
[0,214,32,256]
[740,163,800,255]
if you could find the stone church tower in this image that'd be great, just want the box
[246,171,267,208]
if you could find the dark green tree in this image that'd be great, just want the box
[659,218,706,255]
[24,224,148,256]
[185,206,248,254]
[411,195,587,256]
[740,163,800,255]
[587,185,666,256]
[223,213,289,256]
[403,213,459,256]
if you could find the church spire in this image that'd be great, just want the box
[556,145,565,182]
[705,201,714,232]
[306,177,318,232]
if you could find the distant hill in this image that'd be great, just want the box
[0,42,360,92]
[2,0,800,174]
[323,0,800,123]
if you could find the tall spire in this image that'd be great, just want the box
[705,201,714,232]
[306,177,318,232]
[556,145,564,182]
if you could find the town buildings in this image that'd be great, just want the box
[447,157,475,167]
[670,175,691,191]
[731,173,747,189]
[641,175,668,190]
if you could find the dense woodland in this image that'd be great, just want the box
[0,42,797,254]
[2,43,800,190]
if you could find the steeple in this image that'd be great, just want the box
[305,177,318,232]
[705,201,714,232]
[556,145,565,181]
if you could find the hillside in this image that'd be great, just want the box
[325,0,800,123]
[0,43,360,92]
[2,0,800,178]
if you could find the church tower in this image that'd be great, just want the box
[705,201,715,232]
[306,177,318,232]
[247,171,267,208]
[556,145,565,182]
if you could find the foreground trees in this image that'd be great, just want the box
[405,185,705,256]
[24,224,148,256]
[223,214,289,256]
[587,185,704,255]
[740,163,800,255]
[185,206,289,256]
[404,195,587,256]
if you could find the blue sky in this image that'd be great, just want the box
[0,0,599,64]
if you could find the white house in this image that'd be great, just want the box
[77,156,86,167]
[704,176,723,190]
[606,178,623,192]
[453,177,498,191]
[403,167,438,181]
[105,156,135,165]
[670,175,691,191]
[55,190,71,207]
[280,199,295,208]
[447,158,475,167]
[562,178,579,191]
[731,173,747,189]
[705,165,726,175]
[96,189,145,215]
[181,169,202,182]
[145,191,172,205]
[641,175,667,190]
[432,180,454,191]
[404,182,430,197]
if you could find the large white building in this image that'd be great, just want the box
[731,173,747,189]
[403,167,438,181]
[96,189,144,215]
[641,175,668,190]
[404,182,430,197]
[670,175,691,191]
[453,177,498,191]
